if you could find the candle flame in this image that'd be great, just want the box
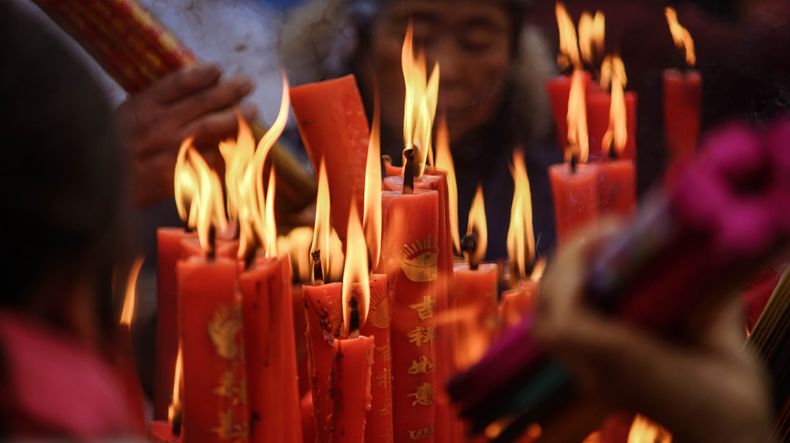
[363,103,382,269]
[435,116,461,254]
[579,11,605,67]
[401,22,440,177]
[530,258,546,281]
[167,345,183,425]
[466,185,488,266]
[341,203,370,336]
[600,54,628,90]
[310,160,331,282]
[264,169,278,257]
[280,227,344,283]
[506,150,536,281]
[602,55,629,156]
[188,148,228,253]
[556,2,581,70]
[220,116,255,223]
[119,257,144,326]
[174,137,199,227]
[665,8,696,67]
[627,415,672,443]
[567,70,590,163]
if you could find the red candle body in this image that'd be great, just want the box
[663,69,702,180]
[376,190,439,443]
[596,160,637,218]
[154,227,189,420]
[549,164,599,245]
[147,421,181,443]
[586,91,639,161]
[332,336,375,443]
[451,263,499,371]
[360,275,394,443]
[179,236,238,260]
[546,73,592,151]
[177,257,248,443]
[238,257,302,443]
[290,75,370,240]
[500,280,539,329]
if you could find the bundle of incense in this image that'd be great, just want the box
[448,119,790,442]
[31,0,315,211]
[748,269,790,441]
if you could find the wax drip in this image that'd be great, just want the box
[311,250,324,285]
[461,231,480,271]
[403,148,415,195]
[348,297,360,338]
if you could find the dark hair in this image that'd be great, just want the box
[0,3,128,336]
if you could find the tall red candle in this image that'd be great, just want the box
[290,75,370,240]
[546,73,592,151]
[500,280,539,329]
[238,256,302,443]
[177,256,248,443]
[587,91,638,161]
[332,336,375,442]
[549,164,599,244]
[596,160,636,217]
[451,263,499,371]
[664,69,702,179]
[376,189,439,442]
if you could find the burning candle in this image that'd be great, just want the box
[587,55,638,162]
[664,7,702,182]
[116,258,146,434]
[148,348,183,442]
[290,75,370,241]
[549,70,599,244]
[500,151,543,328]
[595,55,637,218]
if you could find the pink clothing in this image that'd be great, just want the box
[0,311,134,439]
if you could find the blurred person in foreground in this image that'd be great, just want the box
[281,0,561,259]
[0,3,137,439]
[533,221,776,443]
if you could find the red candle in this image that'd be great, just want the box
[332,336,375,442]
[238,256,302,443]
[546,72,592,151]
[586,91,638,161]
[154,228,189,420]
[147,421,181,443]
[179,236,238,260]
[500,280,539,329]
[376,189,439,442]
[452,263,499,371]
[549,164,599,244]
[290,75,370,240]
[663,69,702,179]
[177,256,248,443]
[596,160,636,217]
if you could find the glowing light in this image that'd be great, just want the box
[341,203,370,337]
[167,345,183,425]
[465,185,488,266]
[119,257,144,326]
[174,137,199,228]
[602,55,629,157]
[310,160,331,282]
[435,116,460,254]
[363,103,382,269]
[627,415,672,443]
[556,2,581,70]
[579,11,605,66]
[506,150,536,281]
[567,70,590,163]
[665,7,696,67]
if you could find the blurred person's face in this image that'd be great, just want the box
[369,0,513,144]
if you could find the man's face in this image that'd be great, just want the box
[370,0,513,144]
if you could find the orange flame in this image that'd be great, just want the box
[363,103,382,269]
[600,54,628,90]
[220,116,255,223]
[627,415,672,443]
[237,77,290,259]
[530,258,546,281]
[602,55,629,157]
[665,8,696,67]
[341,203,370,336]
[435,116,461,254]
[401,22,440,176]
[187,148,228,253]
[310,160,331,282]
[567,70,590,163]
[167,345,183,425]
[174,137,199,228]
[556,2,581,70]
[579,11,605,66]
[279,227,344,283]
[119,257,144,326]
[506,150,536,281]
[466,185,488,266]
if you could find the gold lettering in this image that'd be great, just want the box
[409,382,433,406]
[409,427,434,440]
[407,356,435,375]
[407,326,435,346]
[409,295,435,320]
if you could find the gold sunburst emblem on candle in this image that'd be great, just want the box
[400,236,438,282]
[208,304,243,360]
[367,282,390,329]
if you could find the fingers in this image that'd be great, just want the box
[149,64,222,104]
[171,75,255,124]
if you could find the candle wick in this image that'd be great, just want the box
[348,297,360,338]
[461,232,479,271]
[311,250,324,285]
[608,144,618,162]
[569,154,579,174]
[171,405,182,437]
[243,235,259,270]
[207,225,217,261]
[403,147,415,195]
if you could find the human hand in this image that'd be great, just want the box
[117,64,257,208]
[533,221,775,443]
